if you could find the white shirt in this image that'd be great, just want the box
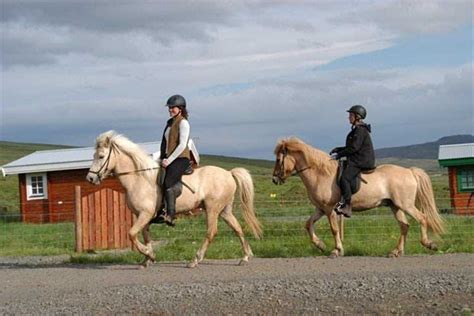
[164,119,190,164]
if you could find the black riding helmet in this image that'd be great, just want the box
[347,105,367,119]
[166,94,186,109]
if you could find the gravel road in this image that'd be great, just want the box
[1,254,472,315]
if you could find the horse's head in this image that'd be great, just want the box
[87,131,118,185]
[272,142,297,185]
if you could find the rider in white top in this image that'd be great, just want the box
[163,118,190,165]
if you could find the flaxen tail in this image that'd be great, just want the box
[410,167,445,235]
[231,168,263,239]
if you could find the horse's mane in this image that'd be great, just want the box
[274,137,336,176]
[96,130,158,183]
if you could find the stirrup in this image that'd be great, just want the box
[163,214,176,227]
[150,209,167,224]
[334,201,345,213]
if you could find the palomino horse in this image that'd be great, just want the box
[272,137,444,258]
[86,131,262,268]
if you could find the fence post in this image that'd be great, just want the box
[75,185,83,252]
[338,214,344,241]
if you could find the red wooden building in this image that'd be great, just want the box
[438,143,474,215]
[1,142,160,223]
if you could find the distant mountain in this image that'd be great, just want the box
[375,135,474,159]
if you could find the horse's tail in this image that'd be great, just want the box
[410,167,445,235]
[231,168,263,239]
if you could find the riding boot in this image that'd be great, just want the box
[164,186,178,227]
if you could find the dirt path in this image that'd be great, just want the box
[1,254,472,315]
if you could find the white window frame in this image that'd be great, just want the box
[26,173,48,200]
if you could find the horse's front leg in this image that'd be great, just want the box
[129,212,156,264]
[305,208,326,252]
[140,223,156,268]
[327,210,344,258]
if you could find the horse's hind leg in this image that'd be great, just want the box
[188,208,219,268]
[389,207,409,258]
[402,205,438,251]
[220,204,253,266]
[305,208,326,252]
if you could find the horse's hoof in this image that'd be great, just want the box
[329,251,339,259]
[187,261,198,269]
[429,242,438,251]
[315,241,326,252]
[387,250,401,258]
[140,258,154,268]
[238,259,249,266]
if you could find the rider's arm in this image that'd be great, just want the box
[165,119,190,164]
[337,128,366,158]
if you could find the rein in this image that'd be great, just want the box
[111,167,160,177]
[89,145,159,179]
[291,165,312,176]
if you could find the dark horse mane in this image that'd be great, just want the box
[274,137,337,176]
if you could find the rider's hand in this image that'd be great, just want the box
[330,153,339,160]
[161,159,169,168]
[329,147,339,155]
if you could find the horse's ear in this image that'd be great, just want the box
[103,135,111,147]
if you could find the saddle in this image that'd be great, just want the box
[336,160,376,194]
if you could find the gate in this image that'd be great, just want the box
[74,186,135,252]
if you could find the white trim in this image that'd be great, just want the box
[26,173,48,200]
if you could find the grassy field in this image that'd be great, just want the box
[0,211,471,261]
[0,141,469,262]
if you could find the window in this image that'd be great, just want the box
[26,173,48,200]
[458,168,474,192]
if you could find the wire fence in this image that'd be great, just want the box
[0,197,472,257]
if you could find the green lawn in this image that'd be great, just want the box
[1,210,471,263]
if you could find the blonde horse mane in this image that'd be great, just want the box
[96,130,158,183]
[275,137,336,176]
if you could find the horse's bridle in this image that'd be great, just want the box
[275,149,311,183]
[89,145,160,180]
[88,145,115,181]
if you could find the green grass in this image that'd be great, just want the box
[1,211,471,263]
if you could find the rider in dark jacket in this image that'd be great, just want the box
[330,105,375,218]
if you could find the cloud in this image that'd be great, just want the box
[335,0,472,36]
[1,1,472,159]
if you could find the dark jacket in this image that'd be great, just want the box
[334,123,375,169]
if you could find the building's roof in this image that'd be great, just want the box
[438,143,474,160]
[438,143,474,167]
[1,142,161,176]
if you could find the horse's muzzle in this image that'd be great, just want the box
[86,173,101,185]
[272,176,283,185]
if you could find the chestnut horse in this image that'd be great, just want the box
[87,131,262,268]
[272,137,444,258]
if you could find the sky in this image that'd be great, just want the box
[1,0,472,160]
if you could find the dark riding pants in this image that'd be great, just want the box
[164,157,190,189]
[340,164,361,204]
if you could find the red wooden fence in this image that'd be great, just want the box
[74,186,135,252]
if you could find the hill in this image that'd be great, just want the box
[375,135,474,159]
[0,141,75,165]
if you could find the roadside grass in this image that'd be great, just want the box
[1,212,471,263]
